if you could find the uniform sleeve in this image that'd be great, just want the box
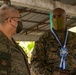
[31,37,52,75]
[0,51,11,75]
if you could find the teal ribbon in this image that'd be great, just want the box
[50,12,53,29]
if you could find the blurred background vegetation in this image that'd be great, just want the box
[17,41,35,63]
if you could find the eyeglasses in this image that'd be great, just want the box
[12,17,21,22]
[53,15,62,18]
[5,17,21,21]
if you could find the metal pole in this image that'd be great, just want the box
[53,0,56,9]
[3,0,11,5]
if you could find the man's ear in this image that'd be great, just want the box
[7,17,11,23]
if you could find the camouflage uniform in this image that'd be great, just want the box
[31,30,76,75]
[0,31,31,75]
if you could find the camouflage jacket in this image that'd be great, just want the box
[0,31,31,75]
[31,30,76,75]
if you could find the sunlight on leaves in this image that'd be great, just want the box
[17,41,35,63]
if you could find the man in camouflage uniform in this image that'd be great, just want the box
[0,4,31,75]
[31,8,76,75]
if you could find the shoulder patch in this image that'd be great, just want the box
[0,52,11,70]
[1,59,7,66]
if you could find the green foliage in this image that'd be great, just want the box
[27,42,35,51]
[17,41,35,63]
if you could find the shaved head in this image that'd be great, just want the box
[53,8,66,17]
[53,8,65,13]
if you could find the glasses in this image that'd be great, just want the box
[6,17,21,21]
[53,15,62,18]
